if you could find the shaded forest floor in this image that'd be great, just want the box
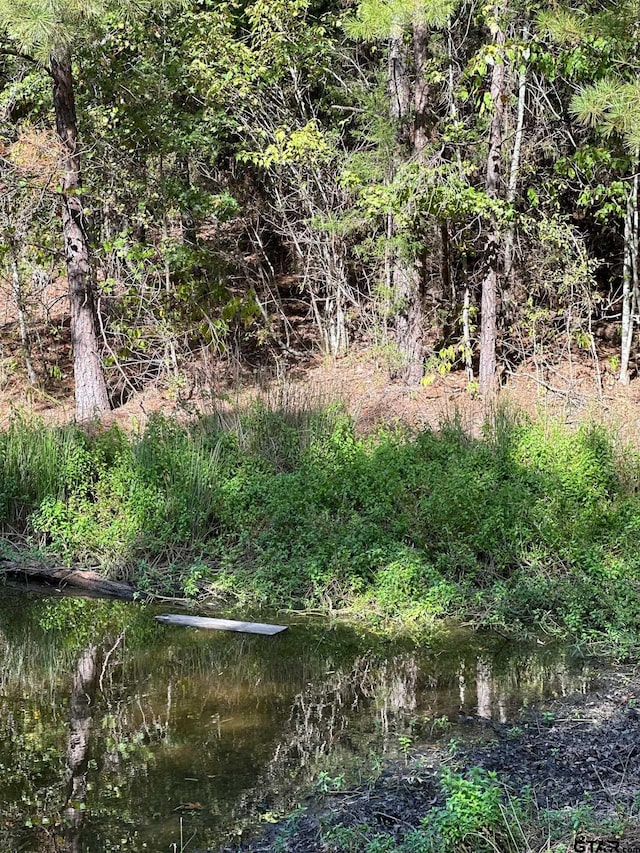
[1,261,640,435]
[3,334,640,441]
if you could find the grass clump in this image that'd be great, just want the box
[2,402,640,648]
[316,767,590,853]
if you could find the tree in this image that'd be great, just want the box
[346,0,459,382]
[546,1,640,384]
[0,1,121,419]
[224,0,357,360]
[0,150,39,386]
[478,0,507,396]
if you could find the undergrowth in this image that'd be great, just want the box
[314,767,627,853]
[2,401,640,651]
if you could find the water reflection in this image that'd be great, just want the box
[0,585,601,852]
[63,645,98,853]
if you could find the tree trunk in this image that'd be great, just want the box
[620,166,639,384]
[478,7,507,397]
[413,21,431,156]
[392,263,426,383]
[503,24,529,284]
[0,556,139,599]
[462,284,474,382]
[0,165,37,386]
[176,154,198,246]
[440,222,452,302]
[51,51,110,421]
[9,238,37,386]
[387,27,427,383]
[388,30,411,125]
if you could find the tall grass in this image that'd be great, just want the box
[2,402,640,649]
[0,417,93,528]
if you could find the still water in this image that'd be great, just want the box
[0,582,601,852]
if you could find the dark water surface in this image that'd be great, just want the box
[0,582,602,852]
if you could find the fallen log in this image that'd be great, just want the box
[0,557,138,601]
[155,614,288,635]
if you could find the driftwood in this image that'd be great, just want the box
[155,614,288,635]
[0,557,138,600]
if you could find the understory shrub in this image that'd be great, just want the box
[425,768,516,853]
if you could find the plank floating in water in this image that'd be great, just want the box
[154,614,288,635]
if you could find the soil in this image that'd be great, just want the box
[1,257,640,435]
[4,259,640,438]
[462,669,640,814]
[218,668,640,853]
[5,337,640,447]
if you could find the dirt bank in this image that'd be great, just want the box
[4,344,640,444]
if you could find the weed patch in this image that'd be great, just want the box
[2,404,640,647]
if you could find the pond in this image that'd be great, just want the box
[0,582,603,852]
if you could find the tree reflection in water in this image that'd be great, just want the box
[476,656,493,720]
[0,588,601,852]
[62,645,99,853]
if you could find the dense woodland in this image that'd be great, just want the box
[5,0,640,645]
[1,0,639,418]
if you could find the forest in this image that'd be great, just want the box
[1,0,639,417]
[5,6,640,852]
[2,0,640,641]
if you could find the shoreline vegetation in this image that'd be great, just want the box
[222,669,640,853]
[2,398,640,655]
[5,0,640,845]
[3,398,640,851]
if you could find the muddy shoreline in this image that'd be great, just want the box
[220,667,640,852]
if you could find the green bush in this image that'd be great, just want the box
[3,404,640,645]
[424,768,513,853]
[318,767,532,853]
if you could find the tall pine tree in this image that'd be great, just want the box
[0,1,161,418]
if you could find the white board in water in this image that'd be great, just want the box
[154,614,287,635]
